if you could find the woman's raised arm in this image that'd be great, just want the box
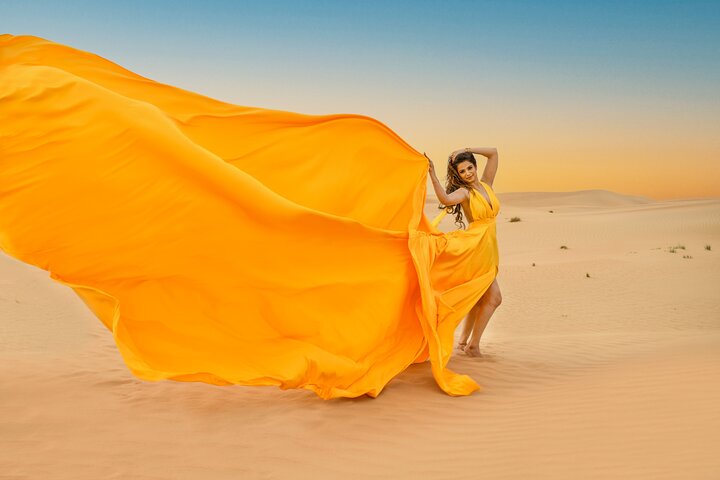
[425,153,470,206]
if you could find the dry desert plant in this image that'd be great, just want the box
[668,244,686,253]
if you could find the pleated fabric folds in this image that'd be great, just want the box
[0,35,498,398]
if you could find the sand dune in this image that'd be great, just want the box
[3,193,720,479]
[497,189,654,207]
[426,188,653,208]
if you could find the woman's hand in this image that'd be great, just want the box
[424,152,436,176]
[449,148,468,162]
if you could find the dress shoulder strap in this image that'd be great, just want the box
[430,208,449,228]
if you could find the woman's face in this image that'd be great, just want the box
[455,161,476,184]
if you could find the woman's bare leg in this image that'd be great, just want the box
[465,279,502,357]
[457,303,480,349]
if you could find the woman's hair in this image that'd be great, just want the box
[438,152,477,229]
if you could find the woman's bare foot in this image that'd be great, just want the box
[456,341,468,351]
[463,345,484,357]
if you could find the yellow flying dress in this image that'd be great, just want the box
[0,35,500,399]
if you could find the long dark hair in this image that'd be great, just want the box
[438,152,476,229]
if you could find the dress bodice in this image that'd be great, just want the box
[429,181,500,229]
[467,181,500,224]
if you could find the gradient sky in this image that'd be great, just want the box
[3,0,719,199]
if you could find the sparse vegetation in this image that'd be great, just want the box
[560,245,568,250]
[586,273,591,278]
[532,262,536,267]
[706,245,712,251]
[548,210,554,213]
[509,217,521,222]
[667,244,686,253]
[683,255,693,259]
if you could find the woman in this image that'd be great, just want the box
[426,147,502,357]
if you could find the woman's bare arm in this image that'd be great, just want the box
[425,153,470,205]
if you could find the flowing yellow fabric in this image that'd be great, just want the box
[0,35,500,399]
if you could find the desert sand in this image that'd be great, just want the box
[2,189,719,479]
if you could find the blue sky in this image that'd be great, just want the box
[3,1,719,197]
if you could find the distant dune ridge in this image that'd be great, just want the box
[496,189,656,207]
[3,185,720,478]
[427,189,655,208]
